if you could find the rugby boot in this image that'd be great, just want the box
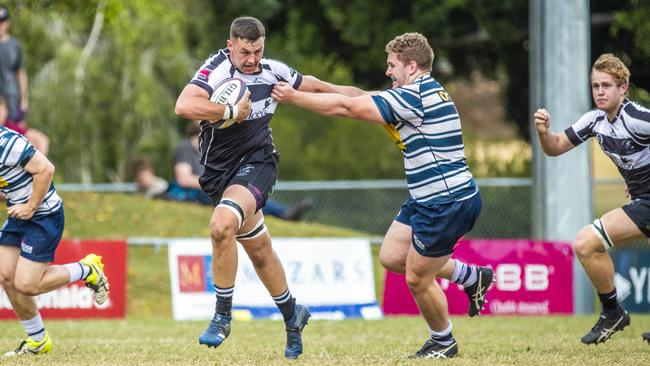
[4,332,52,357]
[581,308,630,344]
[408,338,458,359]
[199,313,232,348]
[80,254,110,305]
[464,266,494,316]
[284,304,311,359]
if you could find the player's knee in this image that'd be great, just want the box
[573,225,603,259]
[379,251,405,273]
[209,219,238,243]
[0,269,15,289]
[13,278,40,296]
[405,272,425,293]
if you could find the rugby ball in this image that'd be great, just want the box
[209,78,248,128]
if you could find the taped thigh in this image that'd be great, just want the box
[236,216,267,241]
[217,198,245,229]
[591,218,614,249]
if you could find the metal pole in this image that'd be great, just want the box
[530,0,594,314]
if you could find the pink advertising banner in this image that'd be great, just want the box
[383,239,574,316]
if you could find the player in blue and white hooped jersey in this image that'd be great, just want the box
[175,16,365,359]
[273,32,494,359]
[535,54,650,345]
[0,127,109,357]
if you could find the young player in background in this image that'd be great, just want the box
[534,53,650,344]
[0,126,108,356]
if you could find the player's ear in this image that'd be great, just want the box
[409,61,418,75]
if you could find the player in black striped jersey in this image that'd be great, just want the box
[534,53,650,345]
[175,16,364,358]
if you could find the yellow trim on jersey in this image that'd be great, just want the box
[383,124,405,151]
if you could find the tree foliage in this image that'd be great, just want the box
[4,0,649,182]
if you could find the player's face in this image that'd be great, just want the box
[386,53,408,88]
[591,70,627,115]
[386,53,418,88]
[227,37,265,74]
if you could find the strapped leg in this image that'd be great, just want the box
[217,198,245,229]
[236,216,267,241]
[591,218,614,250]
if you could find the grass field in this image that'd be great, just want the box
[1,315,649,365]
[1,193,650,364]
[2,246,649,365]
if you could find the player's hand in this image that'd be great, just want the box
[235,90,251,122]
[534,108,551,135]
[7,203,37,220]
[271,82,296,102]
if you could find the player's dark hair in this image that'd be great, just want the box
[230,16,265,42]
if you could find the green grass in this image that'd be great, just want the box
[2,193,650,364]
[55,192,369,239]
[1,316,649,365]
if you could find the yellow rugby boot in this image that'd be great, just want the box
[4,332,52,356]
[80,253,110,305]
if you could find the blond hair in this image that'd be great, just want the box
[592,53,630,86]
[385,32,434,71]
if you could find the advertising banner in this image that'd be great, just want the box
[0,239,127,319]
[611,247,650,313]
[169,238,382,320]
[383,239,574,316]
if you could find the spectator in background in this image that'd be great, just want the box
[168,122,313,221]
[0,5,49,155]
[132,157,168,199]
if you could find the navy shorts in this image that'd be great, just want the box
[622,195,650,237]
[396,191,482,257]
[199,146,279,212]
[0,208,65,263]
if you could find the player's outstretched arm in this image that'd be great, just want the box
[534,108,575,156]
[7,151,53,220]
[299,75,369,97]
[272,82,384,124]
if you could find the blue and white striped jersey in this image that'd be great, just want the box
[0,127,62,216]
[371,75,477,204]
[565,98,650,198]
[189,48,302,172]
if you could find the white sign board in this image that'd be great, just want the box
[168,238,382,321]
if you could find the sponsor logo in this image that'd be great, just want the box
[248,98,273,119]
[413,235,425,250]
[0,285,111,310]
[198,68,211,81]
[614,272,632,302]
[20,240,33,254]
[0,136,7,147]
[214,82,239,104]
[236,164,253,177]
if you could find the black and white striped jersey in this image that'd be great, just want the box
[564,98,650,198]
[189,48,302,172]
